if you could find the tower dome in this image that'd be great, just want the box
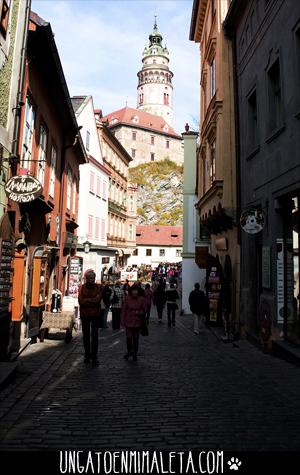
[137,19,174,126]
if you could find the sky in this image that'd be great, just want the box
[31,0,200,133]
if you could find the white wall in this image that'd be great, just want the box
[75,97,109,247]
[128,245,182,268]
[77,251,116,283]
[182,258,206,314]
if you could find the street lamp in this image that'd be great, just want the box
[83,240,91,254]
[115,250,119,269]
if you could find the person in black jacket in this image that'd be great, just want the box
[189,282,209,334]
[153,282,166,323]
[165,283,180,327]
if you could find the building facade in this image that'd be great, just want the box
[128,225,182,268]
[96,121,137,270]
[5,11,86,357]
[0,0,30,219]
[224,0,300,350]
[100,106,183,167]
[190,0,240,332]
[137,20,174,126]
[181,128,206,314]
[72,96,111,282]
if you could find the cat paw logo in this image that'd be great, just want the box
[227,457,242,471]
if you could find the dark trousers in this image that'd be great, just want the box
[146,304,151,324]
[167,304,176,326]
[126,327,140,356]
[81,316,99,360]
[112,308,121,330]
[156,304,164,320]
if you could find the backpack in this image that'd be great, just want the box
[111,291,119,305]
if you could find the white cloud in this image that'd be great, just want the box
[32,0,199,132]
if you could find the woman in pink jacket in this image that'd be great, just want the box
[121,284,147,361]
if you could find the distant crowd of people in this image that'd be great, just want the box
[78,265,208,367]
[124,263,182,284]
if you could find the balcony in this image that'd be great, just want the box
[108,200,127,217]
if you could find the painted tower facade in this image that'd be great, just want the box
[137,19,173,127]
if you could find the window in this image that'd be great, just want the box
[176,249,182,257]
[202,81,207,113]
[268,59,282,131]
[0,0,11,37]
[151,153,155,161]
[202,157,206,195]
[103,181,107,200]
[72,177,77,214]
[146,249,152,256]
[37,124,47,185]
[132,131,137,141]
[133,249,138,256]
[95,217,100,240]
[151,136,155,145]
[101,219,105,241]
[129,224,133,241]
[211,0,216,20]
[129,195,134,212]
[131,149,136,158]
[21,97,35,169]
[166,140,170,149]
[210,57,216,98]
[248,89,258,147]
[96,176,101,197]
[88,215,93,238]
[67,168,72,210]
[49,145,57,197]
[210,141,216,184]
[86,131,90,151]
[89,171,95,194]
[159,249,165,257]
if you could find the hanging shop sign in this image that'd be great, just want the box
[240,208,265,234]
[5,174,42,203]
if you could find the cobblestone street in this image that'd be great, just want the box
[0,312,300,452]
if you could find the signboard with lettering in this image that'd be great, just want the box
[276,239,284,325]
[5,174,42,203]
[68,256,83,299]
[120,270,138,282]
[0,238,14,317]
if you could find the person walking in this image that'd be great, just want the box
[144,283,153,324]
[111,280,124,330]
[101,281,112,328]
[165,283,180,327]
[189,282,209,334]
[78,270,102,366]
[153,282,166,323]
[121,284,147,361]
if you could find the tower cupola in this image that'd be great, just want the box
[137,19,174,126]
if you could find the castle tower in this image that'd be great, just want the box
[137,18,174,126]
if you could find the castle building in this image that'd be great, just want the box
[99,21,183,168]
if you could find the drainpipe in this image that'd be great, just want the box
[11,0,32,166]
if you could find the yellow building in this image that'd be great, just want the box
[190,0,240,335]
[96,120,137,269]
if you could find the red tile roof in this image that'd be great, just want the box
[136,225,182,246]
[100,107,181,139]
